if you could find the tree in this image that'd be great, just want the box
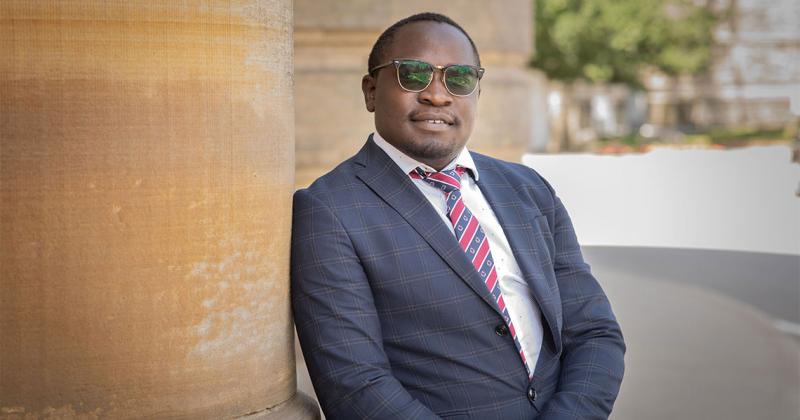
[531,0,719,88]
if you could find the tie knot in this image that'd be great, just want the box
[412,167,464,194]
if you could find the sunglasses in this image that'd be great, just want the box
[369,59,485,97]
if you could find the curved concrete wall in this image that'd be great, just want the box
[523,146,800,255]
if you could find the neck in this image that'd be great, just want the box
[416,152,460,172]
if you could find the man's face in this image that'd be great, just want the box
[362,21,480,171]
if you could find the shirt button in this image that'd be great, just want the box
[527,387,537,403]
[494,324,509,336]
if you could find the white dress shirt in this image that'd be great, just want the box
[372,132,543,372]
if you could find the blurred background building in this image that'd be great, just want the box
[538,0,800,152]
[644,0,800,136]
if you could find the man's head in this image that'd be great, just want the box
[362,13,482,171]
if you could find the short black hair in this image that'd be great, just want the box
[367,12,481,75]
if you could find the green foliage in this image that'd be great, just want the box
[597,128,791,150]
[706,127,789,142]
[531,0,719,87]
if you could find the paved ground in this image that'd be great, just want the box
[594,264,799,420]
[295,246,800,419]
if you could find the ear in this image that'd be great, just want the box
[362,74,376,113]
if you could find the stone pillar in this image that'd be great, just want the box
[0,2,317,419]
[294,1,546,187]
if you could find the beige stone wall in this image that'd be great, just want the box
[294,1,547,187]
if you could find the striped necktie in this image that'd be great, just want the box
[410,166,533,379]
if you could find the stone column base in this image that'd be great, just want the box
[239,392,320,420]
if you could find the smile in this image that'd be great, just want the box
[409,112,455,126]
[411,119,454,132]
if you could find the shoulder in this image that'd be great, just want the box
[293,154,367,212]
[472,151,552,187]
[303,157,357,191]
[471,151,557,203]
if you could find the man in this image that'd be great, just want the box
[291,12,625,419]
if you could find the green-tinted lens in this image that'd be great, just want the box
[444,65,479,95]
[397,60,433,91]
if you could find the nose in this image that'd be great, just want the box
[417,70,452,107]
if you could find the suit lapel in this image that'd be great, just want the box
[354,138,503,317]
[473,155,562,352]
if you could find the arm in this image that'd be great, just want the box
[537,195,626,420]
[290,189,440,420]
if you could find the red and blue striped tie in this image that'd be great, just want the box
[411,166,533,379]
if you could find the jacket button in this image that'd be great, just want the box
[527,387,537,403]
[495,324,509,336]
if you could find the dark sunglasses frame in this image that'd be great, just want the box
[369,58,485,97]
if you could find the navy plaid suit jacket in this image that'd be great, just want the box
[291,137,625,419]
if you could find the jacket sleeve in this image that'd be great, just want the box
[290,189,441,420]
[537,193,626,420]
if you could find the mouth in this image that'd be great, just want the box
[410,120,453,132]
[409,113,456,131]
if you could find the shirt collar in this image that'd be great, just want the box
[371,131,479,181]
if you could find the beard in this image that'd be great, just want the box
[393,132,469,168]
